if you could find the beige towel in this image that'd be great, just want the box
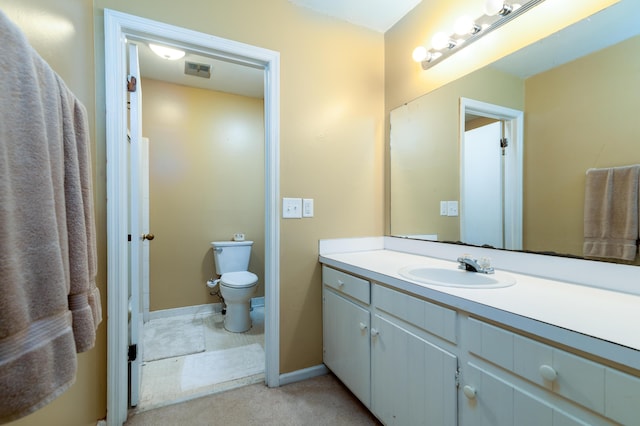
[0,10,101,423]
[583,165,640,261]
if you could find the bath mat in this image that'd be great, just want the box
[180,343,265,391]
[143,315,205,361]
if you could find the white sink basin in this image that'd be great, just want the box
[398,265,516,289]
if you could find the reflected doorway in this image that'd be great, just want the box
[459,98,523,250]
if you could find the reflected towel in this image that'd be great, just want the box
[583,165,639,261]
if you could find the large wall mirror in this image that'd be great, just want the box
[390,0,640,265]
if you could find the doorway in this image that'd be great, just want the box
[104,10,281,426]
[131,45,267,409]
[459,97,523,250]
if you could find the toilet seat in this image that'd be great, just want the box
[220,271,258,288]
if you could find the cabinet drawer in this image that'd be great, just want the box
[468,317,640,422]
[373,284,457,344]
[322,266,370,304]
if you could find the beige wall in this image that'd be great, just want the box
[141,78,266,310]
[390,66,524,240]
[524,35,640,259]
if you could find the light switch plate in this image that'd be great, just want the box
[303,198,314,217]
[440,201,448,216]
[282,197,302,218]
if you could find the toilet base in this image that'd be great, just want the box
[224,301,252,333]
[220,283,257,333]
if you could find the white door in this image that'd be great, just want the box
[371,314,458,425]
[141,138,150,323]
[322,288,371,408]
[128,42,146,407]
[461,121,504,248]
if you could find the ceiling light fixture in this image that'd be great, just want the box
[413,0,545,70]
[149,43,186,60]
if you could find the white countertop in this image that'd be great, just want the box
[320,248,640,370]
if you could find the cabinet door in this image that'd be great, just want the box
[462,364,599,426]
[371,314,458,425]
[323,288,371,407]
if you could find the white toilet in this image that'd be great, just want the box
[210,240,258,332]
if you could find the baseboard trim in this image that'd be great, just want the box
[278,364,329,386]
[147,302,221,321]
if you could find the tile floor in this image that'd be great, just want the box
[135,306,265,413]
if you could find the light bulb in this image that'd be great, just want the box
[432,32,453,50]
[454,15,476,36]
[412,46,428,62]
[484,0,512,16]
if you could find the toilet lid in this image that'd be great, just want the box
[220,271,258,288]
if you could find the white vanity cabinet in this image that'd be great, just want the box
[461,317,640,425]
[322,266,371,407]
[321,262,640,426]
[322,265,459,425]
[371,284,458,425]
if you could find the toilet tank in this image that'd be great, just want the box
[210,241,253,275]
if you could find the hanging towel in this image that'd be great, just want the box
[583,165,640,261]
[0,10,101,424]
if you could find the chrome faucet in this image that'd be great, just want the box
[457,255,494,274]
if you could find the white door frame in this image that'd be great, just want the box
[104,9,280,425]
[459,97,523,250]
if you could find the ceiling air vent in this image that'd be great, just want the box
[184,61,211,79]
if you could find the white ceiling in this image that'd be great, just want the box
[137,42,265,99]
[289,0,423,33]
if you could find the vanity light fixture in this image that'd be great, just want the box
[149,43,186,60]
[414,0,545,70]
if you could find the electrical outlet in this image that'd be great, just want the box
[447,201,459,217]
[282,198,302,218]
[303,198,314,217]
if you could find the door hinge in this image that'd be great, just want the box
[128,344,138,362]
[127,75,137,92]
[500,137,509,156]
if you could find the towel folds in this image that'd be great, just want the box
[583,165,640,261]
[0,10,101,423]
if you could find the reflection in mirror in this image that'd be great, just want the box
[459,98,523,250]
[390,0,640,264]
